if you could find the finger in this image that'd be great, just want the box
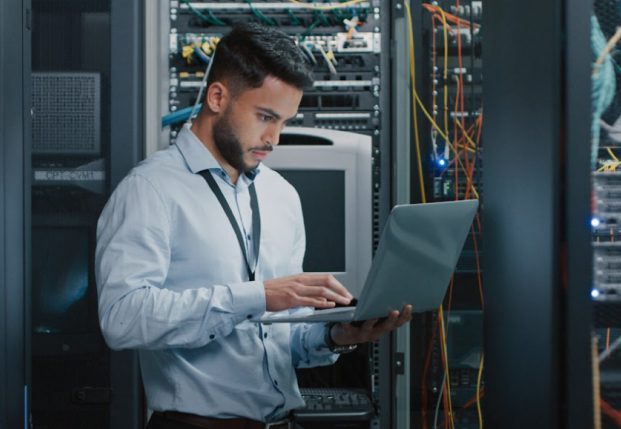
[374,311,400,331]
[296,296,337,308]
[361,318,379,332]
[387,310,400,322]
[402,304,413,315]
[325,275,354,300]
[294,284,352,305]
[299,274,354,301]
[392,305,412,326]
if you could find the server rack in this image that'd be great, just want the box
[402,1,484,427]
[1,0,30,427]
[402,0,593,427]
[150,2,396,427]
[26,0,145,427]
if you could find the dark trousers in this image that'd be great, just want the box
[146,412,305,429]
[146,412,196,429]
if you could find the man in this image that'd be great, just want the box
[96,23,412,429]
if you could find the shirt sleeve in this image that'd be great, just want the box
[290,323,339,368]
[95,174,265,351]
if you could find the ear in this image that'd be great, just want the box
[205,81,230,113]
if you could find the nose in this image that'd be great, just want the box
[264,123,281,147]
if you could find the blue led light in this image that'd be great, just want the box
[437,158,446,167]
[591,218,601,227]
[591,289,600,299]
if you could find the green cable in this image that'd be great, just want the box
[359,6,369,23]
[207,9,226,26]
[331,8,344,23]
[180,0,218,25]
[316,10,330,26]
[301,19,322,39]
[287,9,301,26]
[246,0,277,26]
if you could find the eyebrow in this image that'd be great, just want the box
[256,107,297,122]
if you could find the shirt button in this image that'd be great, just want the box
[209,334,215,340]
[263,333,268,339]
[246,314,252,319]
[274,380,278,386]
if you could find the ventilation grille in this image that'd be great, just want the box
[32,72,101,155]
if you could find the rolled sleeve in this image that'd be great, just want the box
[290,323,339,368]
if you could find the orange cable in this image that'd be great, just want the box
[422,3,480,29]
[607,328,612,351]
[472,222,484,307]
[601,398,621,427]
[462,388,485,409]
[421,317,438,429]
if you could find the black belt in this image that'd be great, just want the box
[154,411,292,429]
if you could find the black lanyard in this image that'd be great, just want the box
[198,170,261,281]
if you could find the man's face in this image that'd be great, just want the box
[213,76,303,173]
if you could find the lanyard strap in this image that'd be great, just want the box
[198,170,261,281]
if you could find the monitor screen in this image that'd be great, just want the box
[277,169,346,272]
[32,227,93,335]
[264,127,373,297]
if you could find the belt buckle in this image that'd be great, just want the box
[264,419,291,429]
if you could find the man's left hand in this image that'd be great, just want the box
[330,305,413,346]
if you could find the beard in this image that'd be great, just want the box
[212,108,274,173]
[212,110,249,172]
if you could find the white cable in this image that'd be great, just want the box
[599,334,621,363]
[315,43,338,75]
[301,43,317,65]
[431,129,438,159]
[433,371,446,429]
[185,49,216,127]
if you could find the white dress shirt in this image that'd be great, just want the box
[95,125,337,422]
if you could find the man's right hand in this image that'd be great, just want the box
[263,273,353,312]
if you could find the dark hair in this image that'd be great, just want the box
[206,23,313,95]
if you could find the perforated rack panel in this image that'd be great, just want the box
[32,72,101,155]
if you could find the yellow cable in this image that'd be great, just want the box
[600,161,621,172]
[476,353,484,429]
[455,118,478,149]
[414,93,479,199]
[607,147,619,162]
[405,1,426,203]
[408,7,476,199]
[437,7,450,148]
[287,0,365,10]
[438,306,456,429]
[406,2,479,200]
[594,26,621,73]
[409,6,480,429]
[406,8,455,423]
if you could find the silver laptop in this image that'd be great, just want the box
[256,199,479,323]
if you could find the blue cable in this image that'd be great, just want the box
[193,46,211,64]
[592,15,616,169]
[162,103,203,128]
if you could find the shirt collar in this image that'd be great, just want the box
[175,124,261,182]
